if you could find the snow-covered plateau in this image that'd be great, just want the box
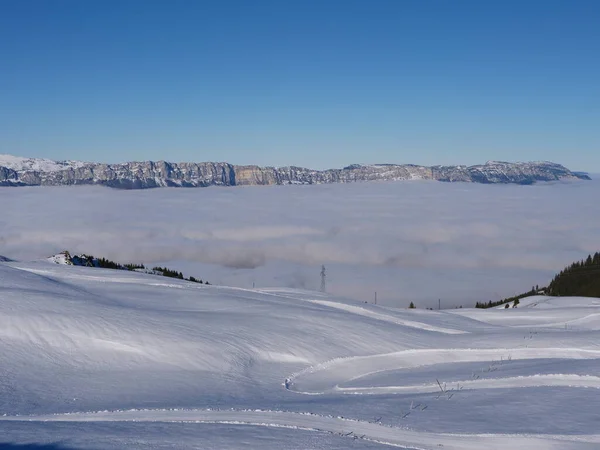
[1,260,599,449]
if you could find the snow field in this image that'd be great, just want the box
[1,261,600,448]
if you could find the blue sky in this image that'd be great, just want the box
[1,0,598,170]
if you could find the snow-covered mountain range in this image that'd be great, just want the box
[0,154,590,189]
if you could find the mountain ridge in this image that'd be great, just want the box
[0,154,591,189]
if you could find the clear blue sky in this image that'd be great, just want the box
[1,0,598,170]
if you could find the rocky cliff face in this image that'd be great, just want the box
[0,155,590,189]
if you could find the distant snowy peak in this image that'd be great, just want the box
[485,160,550,166]
[0,154,591,189]
[0,154,86,173]
[47,251,74,265]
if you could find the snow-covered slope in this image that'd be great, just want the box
[465,295,600,331]
[1,261,599,449]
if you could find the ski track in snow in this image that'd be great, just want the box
[334,374,600,395]
[254,288,468,334]
[307,299,468,334]
[286,347,600,395]
[3,409,600,450]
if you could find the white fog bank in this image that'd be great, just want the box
[1,178,598,308]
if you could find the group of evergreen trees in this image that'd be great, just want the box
[95,257,123,269]
[546,252,600,297]
[475,251,600,309]
[152,266,185,279]
[63,251,211,286]
[73,254,133,270]
[475,286,538,309]
[151,266,209,284]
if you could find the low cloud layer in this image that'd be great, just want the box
[1,178,598,307]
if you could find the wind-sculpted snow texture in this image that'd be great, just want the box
[1,261,600,449]
[0,154,590,188]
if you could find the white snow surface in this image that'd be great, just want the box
[1,261,600,449]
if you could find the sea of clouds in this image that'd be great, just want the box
[1,177,597,308]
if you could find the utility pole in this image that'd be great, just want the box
[320,265,326,293]
[438,299,441,310]
[374,292,377,305]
